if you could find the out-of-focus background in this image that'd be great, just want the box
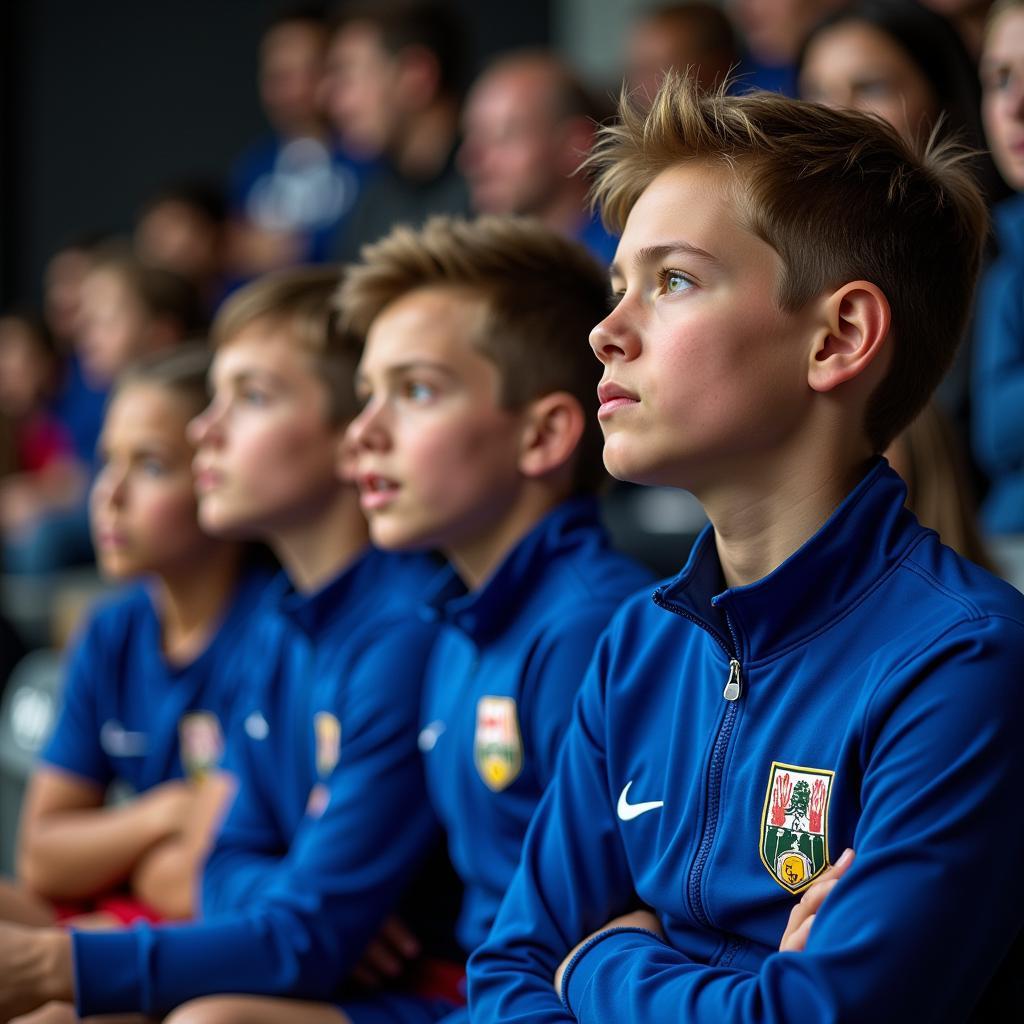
[2,0,1023,872]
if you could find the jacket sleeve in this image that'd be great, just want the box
[468,633,638,1023]
[473,615,1024,1024]
[71,619,442,1017]
[973,255,1024,473]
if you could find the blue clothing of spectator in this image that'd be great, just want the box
[70,548,446,1018]
[42,567,270,792]
[973,192,1024,533]
[468,461,1024,1022]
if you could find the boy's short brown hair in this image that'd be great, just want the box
[336,215,611,493]
[211,266,359,424]
[588,73,989,452]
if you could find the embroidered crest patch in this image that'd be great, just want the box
[314,711,342,778]
[178,712,223,779]
[474,696,522,792]
[760,761,834,893]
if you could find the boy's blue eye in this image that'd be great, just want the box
[662,269,693,294]
[404,381,435,402]
[141,458,166,477]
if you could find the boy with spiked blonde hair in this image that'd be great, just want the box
[468,74,1024,1022]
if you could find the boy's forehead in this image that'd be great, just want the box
[614,162,751,271]
[212,321,315,380]
[363,286,488,367]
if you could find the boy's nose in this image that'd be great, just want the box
[347,402,389,451]
[590,311,639,363]
[187,403,221,447]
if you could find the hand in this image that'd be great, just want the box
[0,921,73,1022]
[350,916,421,989]
[555,909,664,998]
[140,780,194,842]
[779,847,855,953]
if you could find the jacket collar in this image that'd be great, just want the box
[422,496,604,645]
[655,459,925,663]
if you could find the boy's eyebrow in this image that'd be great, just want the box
[360,360,460,384]
[610,242,722,279]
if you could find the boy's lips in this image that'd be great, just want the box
[358,472,401,511]
[597,380,641,419]
[193,463,225,494]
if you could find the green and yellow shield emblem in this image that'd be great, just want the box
[474,696,522,792]
[759,761,834,893]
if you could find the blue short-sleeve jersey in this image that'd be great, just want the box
[71,548,448,1018]
[419,496,653,954]
[468,461,1024,1023]
[41,566,271,792]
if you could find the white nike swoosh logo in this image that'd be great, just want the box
[418,720,446,752]
[617,780,664,821]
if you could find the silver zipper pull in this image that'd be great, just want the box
[723,658,742,701]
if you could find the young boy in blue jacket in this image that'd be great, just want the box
[467,75,1024,1023]
[330,215,652,1023]
[0,269,449,1022]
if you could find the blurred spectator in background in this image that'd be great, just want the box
[798,0,998,440]
[625,2,740,105]
[728,0,842,94]
[43,236,110,473]
[227,7,365,280]
[887,401,996,570]
[135,181,230,318]
[974,0,1024,533]
[0,313,82,552]
[460,52,617,264]
[327,0,470,261]
[921,0,994,57]
[3,249,201,574]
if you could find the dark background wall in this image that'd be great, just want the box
[0,0,551,310]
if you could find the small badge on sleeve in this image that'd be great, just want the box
[760,761,834,893]
[474,696,522,792]
[178,712,224,779]
[314,711,342,778]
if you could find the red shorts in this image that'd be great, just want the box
[53,894,164,926]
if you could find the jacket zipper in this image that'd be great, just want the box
[653,590,744,931]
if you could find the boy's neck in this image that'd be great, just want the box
[703,452,873,591]
[446,481,571,592]
[157,543,244,666]
[271,487,370,595]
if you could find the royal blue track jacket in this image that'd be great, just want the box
[469,461,1024,1023]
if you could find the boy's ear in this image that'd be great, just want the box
[517,391,585,480]
[808,281,891,393]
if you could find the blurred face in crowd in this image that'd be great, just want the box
[77,267,151,386]
[136,201,221,285]
[260,20,326,136]
[322,21,400,158]
[982,6,1024,190]
[189,321,343,541]
[44,246,92,345]
[91,383,211,580]
[0,318,53,419]
[626,13,733,101]
[800,21,938,143]
[347,287,528,559]
[460,63,584,218]
[730,0,840,64]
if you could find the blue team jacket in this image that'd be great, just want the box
[72,548,443,1017]
[469,461,1024,1023]
[42,567,270,791]
[973,192,1024,533]
[419,496,652,955]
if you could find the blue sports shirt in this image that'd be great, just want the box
[42,566,270,791]
[71,548,445,1017]
[469,461,1024,1023]
[419,496,653,955]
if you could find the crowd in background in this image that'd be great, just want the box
[0,0,1020,620]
